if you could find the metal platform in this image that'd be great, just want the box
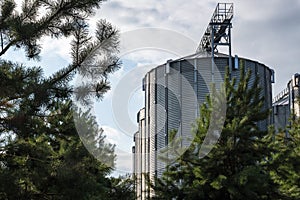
[273,87,289,105]
[196,3,234,81]
[196,3,233,53]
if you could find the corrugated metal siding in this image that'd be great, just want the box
[134,107,149,199]
[135,129,142,199]
[273,105,290,131]
[165,62,181,170]
[149,70,156,182]
[155,65,166,177]
[257,62,270,131]
[181,60,197,148]
[264,67,273,125]
[197,58,211,105]
[257,62,265,100]
[245,59,256,89]
[231,58,241,86]
[214,58,227,90]
[167,62,181,134]
[145,73,149,175]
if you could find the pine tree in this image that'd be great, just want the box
[0,0,134,199]
[108,174,136,200]
[267,98,300,199]
[153,64,283,199]
[0,0,121,106]
[0,100,115,199]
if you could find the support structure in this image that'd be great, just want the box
[196,3,233,78]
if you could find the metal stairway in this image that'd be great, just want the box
[196,3,233,53]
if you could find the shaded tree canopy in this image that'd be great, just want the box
[0,0,134,199]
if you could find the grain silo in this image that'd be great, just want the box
[132,3,275,199]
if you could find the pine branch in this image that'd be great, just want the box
[0,39,17,56]
[48,63,78,86]
[0,0,104,58]
[49,20,120,90]
[1,32,3,50]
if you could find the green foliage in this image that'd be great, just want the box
[107,174,136,200]
[0,0,134,199]
[0,0,104,58]
[153,65,284,199]
[267,118,300,199]
[0,62,119,198]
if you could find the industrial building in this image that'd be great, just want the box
[132,3,298,199]
[273,73,300,132]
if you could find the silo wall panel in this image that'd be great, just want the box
[155,66,166,177]
[181,60,197,148]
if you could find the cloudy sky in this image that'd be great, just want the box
[94,0,300,175]
[5,0,300,176]
[96,0,300,92]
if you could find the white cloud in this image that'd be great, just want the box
[101,125,134,174]
[102,125,121,145]
[123,50,177,65]
[97,0,300,95]
[114,149,133,173]
[101,125,133,151]
[40,36,72,63]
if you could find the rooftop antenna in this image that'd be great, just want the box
[196,3,233,80]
